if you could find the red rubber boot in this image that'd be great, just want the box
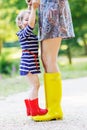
[29,98,48,116]
[24,99,30,116]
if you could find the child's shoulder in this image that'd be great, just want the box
[26,25,34,32]
[16,29,23,36]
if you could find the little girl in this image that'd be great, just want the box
[16,0,47,117]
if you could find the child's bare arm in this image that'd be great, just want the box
[28,0,40,28]
[28,7,36,28]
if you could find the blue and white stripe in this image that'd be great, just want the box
[17,25,41,75]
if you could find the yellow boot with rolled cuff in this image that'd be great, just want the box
[32,72,63,121]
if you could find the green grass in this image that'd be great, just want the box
[0,47,87,97]
[59,56,87,79]
[0,76,30,98]
[0,56,87,97]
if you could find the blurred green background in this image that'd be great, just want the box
[0,0,87,97]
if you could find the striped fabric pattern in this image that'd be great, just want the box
[17,25,41,75]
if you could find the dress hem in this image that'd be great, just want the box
[20,71,41,76]
[38,35,75,42]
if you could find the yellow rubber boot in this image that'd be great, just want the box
[32,73,63,121]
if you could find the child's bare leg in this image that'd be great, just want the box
[27,72,40,100]
[25,72,47,116]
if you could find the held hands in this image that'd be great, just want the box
[32,0,40,9]
[26,0,40,9]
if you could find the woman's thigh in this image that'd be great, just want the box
[41,37,62,59]
[41,37,62,72]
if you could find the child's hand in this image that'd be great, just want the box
[32,0,40,9]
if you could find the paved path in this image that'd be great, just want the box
[0,77,87,130]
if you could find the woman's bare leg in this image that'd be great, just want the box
[26,72,40,100]
[41,37,62,73]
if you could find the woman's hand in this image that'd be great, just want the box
[32,0,40,9]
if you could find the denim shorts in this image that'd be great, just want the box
[38,0,75,41]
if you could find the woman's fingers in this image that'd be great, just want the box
[32,0,40,8]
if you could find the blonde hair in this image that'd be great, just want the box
[16,10,30,29]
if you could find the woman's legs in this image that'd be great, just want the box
[41,37,62,73]
[32,37,63,121]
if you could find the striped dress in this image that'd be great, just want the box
[17,25,41,76]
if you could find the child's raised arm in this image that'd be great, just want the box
[28,0,40,28]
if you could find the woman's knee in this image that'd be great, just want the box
[41,55,56,70]
[41,38,62,72]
